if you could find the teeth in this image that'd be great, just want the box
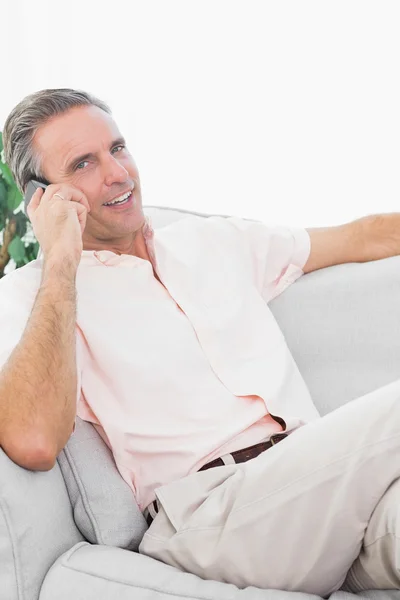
[104,190,132,206]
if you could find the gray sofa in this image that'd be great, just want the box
[1,205,400,600]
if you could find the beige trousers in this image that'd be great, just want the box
[139,378,400,596]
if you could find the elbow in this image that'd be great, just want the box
[1,435,57,472]
[24,449,57,472]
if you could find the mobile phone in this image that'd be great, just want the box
[24,179,48,215]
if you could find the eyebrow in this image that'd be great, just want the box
[64,137,126,174]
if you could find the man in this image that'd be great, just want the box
[1,88,400,596]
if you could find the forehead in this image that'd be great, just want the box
[34,105,121,171]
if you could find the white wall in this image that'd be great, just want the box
[2,0,399,228]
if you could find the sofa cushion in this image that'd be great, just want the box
[41,542,393,600]
[40,541,323,600]
[269,255,400,416]
[57,417,147,551]
[0,447,84,600]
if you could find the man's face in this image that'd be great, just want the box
[33,104,145,251]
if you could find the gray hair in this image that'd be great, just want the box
[2,88,111,193]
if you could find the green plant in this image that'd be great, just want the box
[0,132,39,278]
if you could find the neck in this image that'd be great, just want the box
[82,225,151,262]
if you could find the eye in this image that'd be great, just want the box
[112,144,125,154]
[74,145,126,172]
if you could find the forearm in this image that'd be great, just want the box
[304,213,400,274]
[0,258,78,468]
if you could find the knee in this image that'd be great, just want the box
[364,479,400,545]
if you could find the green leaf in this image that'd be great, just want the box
[0,179,8,225]
[8,235,26,264]
[24,241,40,262]
[0,132,3,153]
[7,185,23,212]
[0,161,14,187]
[0,178,6,206]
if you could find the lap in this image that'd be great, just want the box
[139,378,400,595]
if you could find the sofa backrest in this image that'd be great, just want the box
[270,253,400,415]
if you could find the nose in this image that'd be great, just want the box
[103,155,129,187]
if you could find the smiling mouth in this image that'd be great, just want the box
[103,191,133,207]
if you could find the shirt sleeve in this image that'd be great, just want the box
[223,216,311,303]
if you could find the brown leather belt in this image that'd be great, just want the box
[143,432,288,527]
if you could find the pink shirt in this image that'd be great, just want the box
[0,215,320,511]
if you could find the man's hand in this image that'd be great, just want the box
[359,213,400,262]
[303,213,400,274]
[27,184,91,269]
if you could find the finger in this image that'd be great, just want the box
[72,191,91,213]
[55,187,91,213]
[74,202,87,216]
[74,199,89,232]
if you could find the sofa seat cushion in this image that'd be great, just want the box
[40,541,323,600]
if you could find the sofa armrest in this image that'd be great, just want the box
[0,446,85,600]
